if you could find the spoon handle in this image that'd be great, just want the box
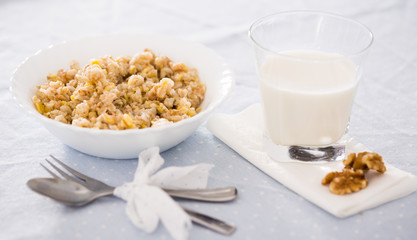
[164,187,237,202]
[183,207,236,235]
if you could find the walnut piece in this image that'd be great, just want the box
[343,152,386,173]
[322,169,367,195]
[322,151,386,195]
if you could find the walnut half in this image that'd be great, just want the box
[343,152,386,173]
[322,169,367,195]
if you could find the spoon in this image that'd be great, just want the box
[28,178,105,206]
[27,178,236,235]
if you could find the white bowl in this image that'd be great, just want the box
[10,34,234,159]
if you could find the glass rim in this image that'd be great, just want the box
[249,10,374,61]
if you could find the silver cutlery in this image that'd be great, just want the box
[27,155,237,235]
[40,155,237,202]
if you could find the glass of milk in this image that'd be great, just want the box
[249,11,373,162]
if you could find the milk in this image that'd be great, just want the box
[259,50,358,146]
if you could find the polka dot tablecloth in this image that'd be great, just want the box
[1,0,416,239]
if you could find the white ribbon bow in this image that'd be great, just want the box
[113,147,214,240]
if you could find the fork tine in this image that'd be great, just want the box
[49,155,90,181]
[45,159,81,183]
[40,163,60,178]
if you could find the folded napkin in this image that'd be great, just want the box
[114,147,214,240]
[207,104,417,218]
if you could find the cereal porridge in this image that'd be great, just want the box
[32,49,206,130]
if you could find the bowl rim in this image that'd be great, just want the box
[10,33,235,135]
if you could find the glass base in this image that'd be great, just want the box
[264,135,347,163]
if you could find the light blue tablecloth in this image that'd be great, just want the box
[1,0,416,239]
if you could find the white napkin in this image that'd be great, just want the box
[207,104,417,218]
[114,147,214,240]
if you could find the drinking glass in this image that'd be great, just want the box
[249,11,373,162]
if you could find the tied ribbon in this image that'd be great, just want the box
[113,147,214,240]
